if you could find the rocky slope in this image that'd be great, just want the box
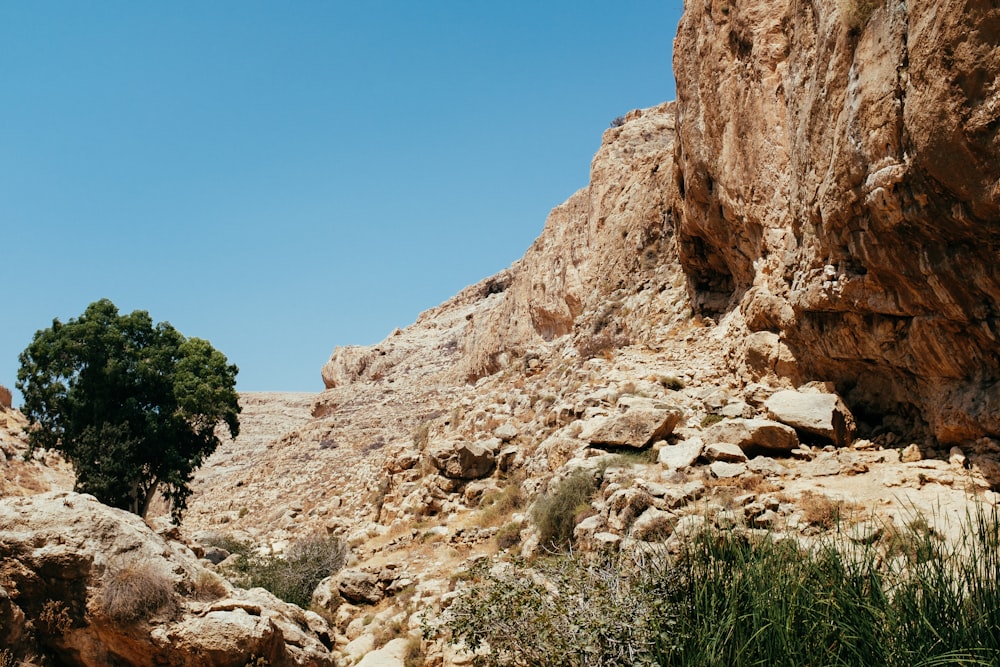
[0,391,74,498]
[183,72,999,664]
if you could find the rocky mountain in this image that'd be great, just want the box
[3,0,999,664]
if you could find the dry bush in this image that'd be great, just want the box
[36,600,73,638]
[798,491,860,529]
[495,522,522,550]
[707,473,781,496]
[192,568,229,601]
[403,636,426,667]
[575,330,630,361]
[372,618,405,649]
[101,559,175,623]
[477,480,525,528]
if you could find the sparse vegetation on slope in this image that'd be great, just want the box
[530,469,598,551]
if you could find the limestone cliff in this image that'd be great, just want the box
[320,103,684,390]
[671,0,1000,442]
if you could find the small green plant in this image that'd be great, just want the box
[605,447,658,468]
[100,558,175,623]
[200,532,256,558]
[530,469,598,551]
[221,535,347,609]
[700,413,724,428]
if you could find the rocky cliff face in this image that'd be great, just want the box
[672,0,1000,442]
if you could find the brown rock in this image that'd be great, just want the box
[427,440,496,480]
[580,407,681,449]
[0,385,11,409]
[704,418,800,452]
[336,570,383,605]
[703,442,748,463]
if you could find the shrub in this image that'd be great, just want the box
[659,375,686,391]
[530,469,597,551]
[609,115,626,128]
[798,490,859,529]
[441,508,1000,666]
[373,618,405,649]
[222,535,348,609]
[699,413,724,428]
[495,522,522,550]
[101,558,175,623]
[438,551,680,667]
[477,482,525,527]
[575,330,630,361]
[192,569,229,601]
[403,636,425,667]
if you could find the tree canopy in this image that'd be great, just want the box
[16,298,240,522]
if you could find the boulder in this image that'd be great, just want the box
[659,438,703,469]
[337,569,384,605]
[901,443,923,463]
[356,636,413,667]
[580,406,682,448]
[658,480,707,510]
[703,442,748,463]
[494,423,519,442]
[709,461,747,479]
[427,440,496,480]
[704,418,800,452]
[0,384,11,409]
[0,491,335,666]
[765,391,856,447]
[747,456,788,477]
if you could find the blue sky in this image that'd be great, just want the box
[1,2,683,401]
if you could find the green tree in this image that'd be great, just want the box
[16,299,240,522]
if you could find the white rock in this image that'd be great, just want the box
[765,390,856,447]
[659,438,703,469]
